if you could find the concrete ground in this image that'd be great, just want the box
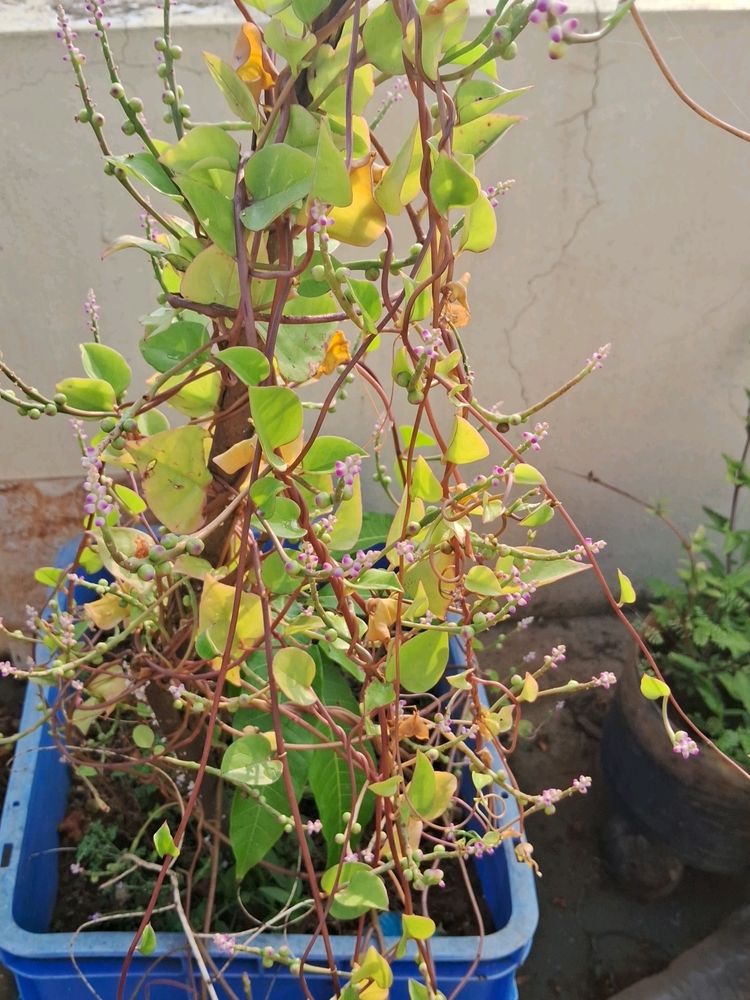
[482,614,750,1000]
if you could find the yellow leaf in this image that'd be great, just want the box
[226,664,242,686]
[443,415,489,464]
[366,597,398,645]
[213,439,255,476]
[617,568,636,606]
[410,455,443,502]
[84,592,130,630]
[315,330,351,376]
[232,23,278,101]
[328,157,387,247]
[519,671,539,703]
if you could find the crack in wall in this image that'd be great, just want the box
[503,40,603,409]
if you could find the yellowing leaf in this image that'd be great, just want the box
[410,455,443,502]
[328,158,386,248]
[465,564,502,596]
[232,22,278,101]
[315,330,351,376]
[617,568,636,606]
[443,415,489,464]
[273,647,317,705]
[128,426,211,534]
[519,671,539,703]
[640,674,671,700]
[199,575,264,657]
[160,364,221,418]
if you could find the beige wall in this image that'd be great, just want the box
[1,5,749,625]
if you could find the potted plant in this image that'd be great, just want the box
[0,0,652,997]
[601,396,750,875]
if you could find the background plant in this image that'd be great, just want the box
[0,1,715,998]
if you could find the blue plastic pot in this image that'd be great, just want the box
[0,543,537,999]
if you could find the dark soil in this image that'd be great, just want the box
[480,614,750,1000]
[0,670,24,808]
[52,766,494,938]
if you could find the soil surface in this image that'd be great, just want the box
[479,614,750,1000]
[0,673,24,810]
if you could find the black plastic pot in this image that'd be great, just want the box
[601,641,750,874]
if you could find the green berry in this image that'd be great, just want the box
[154,37,167,52]
[310,264,326,282]
[77,109,91,123]
[100,416,117,432]
[122,417,137,432]
[364,266,380,281]
[334,266,350,281]
[148,544,167,563]
[92,112,105,128]
[501,41,518,60]
[162,90,176,105]
[163,112,174,124]
[169,45,183,59]
[103,161,115,176]
[138,563,156,582]
[161,533,179,550]
[157,63,169,79]
[128,97,143,113]
[109,83,125,99]
[178,104,191,118]
[111,437,127,450]
[121,120,136,136]
[53,392,67,405]
[28,407,42,420]
[44,403,57,416]
[186,537,204,556]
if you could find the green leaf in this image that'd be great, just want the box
[640,674,671,700]
[369,775,400,796]
[133,724,155,749]
[106,151,181,196]
[374,124,421,214]
[355,511,394,550]
[444,416,489,464]
[408,981,431,1000]
[203,52,261,128]
[55,377,116,414]
[181,244,240,308]
[408,752,436,816]
[138,923,157,955]
[173,172,236,255]
[513,463,546,485]
[460,193,497,254]
[347,569,403,594]
[128,426,211,533]
[465,565,502,597]
[402,914,436,940]
[521,502,555,527]
[261,496,306,540]
[249,386,303,469]
[309,749,370,865]
[230,779,290,876]
[311,118,352,207]
[221,734,283,786]
[102,235,170,261]
[113,484,146,515]
[153,820,180,859]
[302,435,367,474]
[346,278,381,333]
[292,0,329,24]
[216,345,270,386]
[321,862,388,919]
[386,629,450,694]
[242,144,314,231]
[617,568,636,606]
[363,1,405,75]
[399,426,435,449]
[273,647,317,705]
[265,16,316,76]
[140,320,210,374]
[429,150,480,214]
[34,567,65,587]
[453,113,521,159]
[160,125,240,176]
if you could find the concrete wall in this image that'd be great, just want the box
[1,2,749,626]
